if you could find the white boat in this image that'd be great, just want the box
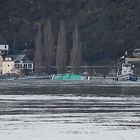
[116,63,137,81]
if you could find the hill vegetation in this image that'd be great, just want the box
[0,0,140,64]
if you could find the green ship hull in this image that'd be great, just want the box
[52,74,86,80]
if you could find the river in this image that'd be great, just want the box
[0,79,140,140]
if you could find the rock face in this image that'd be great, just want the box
[0,0,139,63]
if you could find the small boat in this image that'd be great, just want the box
[52,73,87,80]
[116,63,137,81]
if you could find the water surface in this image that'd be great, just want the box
[0,79,140,140]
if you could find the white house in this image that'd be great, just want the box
[0,45,9,55]
[14,55,33,70]
[14,55,33,74]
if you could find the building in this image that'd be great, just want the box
[14,55,33,75]
[2,57,15,75]
[0,55,3,74]
[2,55,33,75]
[0,45,9,55]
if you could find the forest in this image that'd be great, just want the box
[0,0,140,65]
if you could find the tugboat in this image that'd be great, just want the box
[116,63,137,81]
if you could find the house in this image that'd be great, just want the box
[2,56,15,75]
[0,45,9,55]
[2,55,33,75]
[14,55,33,75]
[0,55,3,74]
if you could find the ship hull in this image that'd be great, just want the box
[52,74,87,80]
[117,74,137,81]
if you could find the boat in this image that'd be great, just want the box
[52,73,87,80]
[116,63,137,81]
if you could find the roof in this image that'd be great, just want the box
[5,54,32,62]
[15,55,26,61]
[15,55,32,63]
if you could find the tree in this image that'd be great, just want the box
[34,24,43,74]
[34,19,55,74]
[70,22,81,74]
[56,20,67,73]
[44,19,55,73]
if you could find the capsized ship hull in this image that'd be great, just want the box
[52,73,87,80]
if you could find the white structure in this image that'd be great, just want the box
[0,45,9,55]
[116,62,137,81]
[125,49,140,63]
[2,57,15,75]
[2,55,33,75]
[121,63,133,76]
[14,55,33,71]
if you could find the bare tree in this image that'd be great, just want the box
[34,19,55,74]
[56,20,67,73]
[34,24,43,74]
[70,22,81,74]
[44,19,55,73]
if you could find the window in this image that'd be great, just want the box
[28,64,32,69]
[24,64,27,69]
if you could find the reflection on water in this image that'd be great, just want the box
[0,79,140,140]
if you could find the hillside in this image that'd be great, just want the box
[0,0,140,64]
